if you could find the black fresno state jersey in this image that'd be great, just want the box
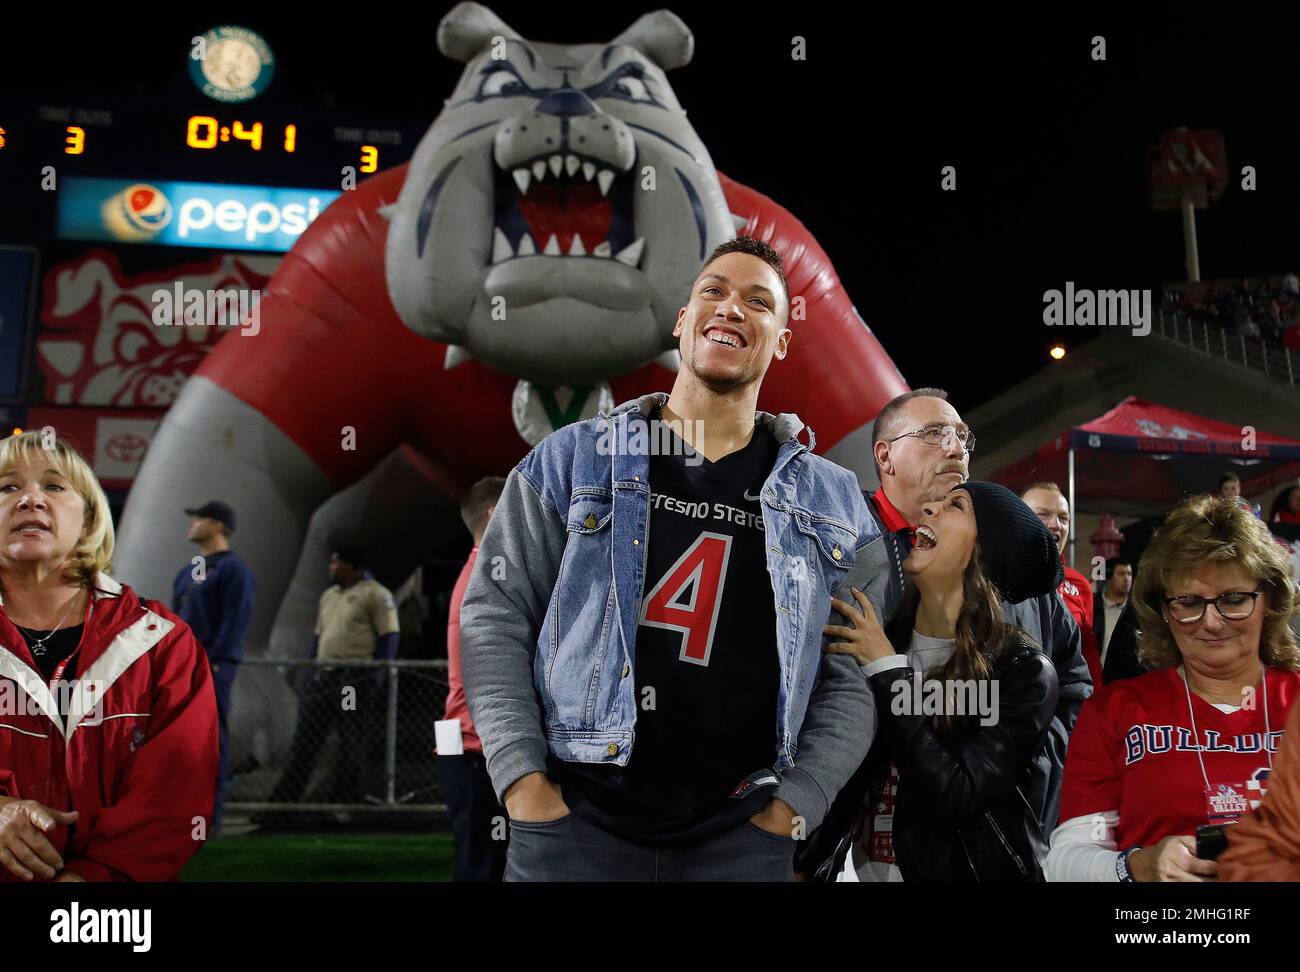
[550,421,782,844]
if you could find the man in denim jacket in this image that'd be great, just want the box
[461,237,889,880]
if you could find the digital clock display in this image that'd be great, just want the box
[185,115,292,152]
[182,115,382,171]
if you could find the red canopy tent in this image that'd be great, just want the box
[988,397,1300,523]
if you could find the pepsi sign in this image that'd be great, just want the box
[57,177,341,252]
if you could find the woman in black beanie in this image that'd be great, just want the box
[817,481,1062,881]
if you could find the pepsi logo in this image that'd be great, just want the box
[121,184,172,232]
[101,183,173,241]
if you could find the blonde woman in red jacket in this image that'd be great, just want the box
[0,430,218,882]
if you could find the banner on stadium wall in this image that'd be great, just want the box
[23,407,164,489]
[57,177,340,252]
[36,248,278,407]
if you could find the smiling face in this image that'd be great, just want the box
[386,11,735,387]
[671,251,789,391]
[1162,562,1267,680]
[0,461,87,572]
[1022,486,1069,555]
[904,487,978,585]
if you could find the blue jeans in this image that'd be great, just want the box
[504,812,796,882]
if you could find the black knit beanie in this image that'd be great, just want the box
[950,481,1064,604]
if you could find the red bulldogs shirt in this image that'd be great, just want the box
[1060,666,1300,849]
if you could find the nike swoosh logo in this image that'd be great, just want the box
[743,489,762,502]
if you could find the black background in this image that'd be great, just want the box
[2,2,1298,408]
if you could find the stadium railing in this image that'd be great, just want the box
[1156,306,1298,387]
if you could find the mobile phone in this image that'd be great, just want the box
[1196,823,1231,860]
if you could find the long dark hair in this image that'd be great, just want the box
[884,537,1036,731]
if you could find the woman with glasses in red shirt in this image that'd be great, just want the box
[1048,495,1300,882]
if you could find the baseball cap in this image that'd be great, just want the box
[185,500,236,533]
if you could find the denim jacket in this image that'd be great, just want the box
[460,391,890,831]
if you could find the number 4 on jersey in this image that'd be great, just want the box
[639,532,733,666]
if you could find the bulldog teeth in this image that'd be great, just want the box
[543,234,561,256]
[492,228,513,264]
[568,235,586,256]
[517,233,536,256]
[565,154,581,177]
[593,241,612,258]
[597,169,615,197]
[532,160,547,182]
[444,345,474,370]
[548,155,563,178]
[582,161,596,182]
[513,168,531,194]
[614,237,644,267]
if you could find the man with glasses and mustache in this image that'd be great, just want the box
[797,388,1092,878]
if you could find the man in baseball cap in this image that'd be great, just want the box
[183,500,237,533]
[173,499,255,835]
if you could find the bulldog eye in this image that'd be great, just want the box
[479,68,525,99]
[613,76,651,102]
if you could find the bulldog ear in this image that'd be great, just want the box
[612,10,694,70]
[438,2,521,63]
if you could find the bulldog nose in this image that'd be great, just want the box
[535,89,597,117]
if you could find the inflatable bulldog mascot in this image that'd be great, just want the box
[112,3,908,769]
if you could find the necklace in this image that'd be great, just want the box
[12,591,83,658]
[1180,665,1274,818]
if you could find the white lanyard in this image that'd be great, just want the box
[1180,664,1273,793]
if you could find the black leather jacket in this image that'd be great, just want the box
[838,492,1090,825]
[812,639,1059,882]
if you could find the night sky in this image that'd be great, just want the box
[6,2,1298,410]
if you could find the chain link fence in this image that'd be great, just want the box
[225,658,450,821]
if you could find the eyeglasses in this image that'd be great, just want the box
[1163,587,1264,624]
[888,425,976,453]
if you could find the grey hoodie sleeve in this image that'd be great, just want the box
[1005,591,1092,833]
[774,533,889,834]
[460,465,567,802]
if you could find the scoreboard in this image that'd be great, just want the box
[0,103,418,186]
[0,23,429,248]
[0,23,431,412]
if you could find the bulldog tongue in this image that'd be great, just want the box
[519,182,611,253]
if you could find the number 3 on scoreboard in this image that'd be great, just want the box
[639,532,733,667]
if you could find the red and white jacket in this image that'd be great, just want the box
[0,573,218,882]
